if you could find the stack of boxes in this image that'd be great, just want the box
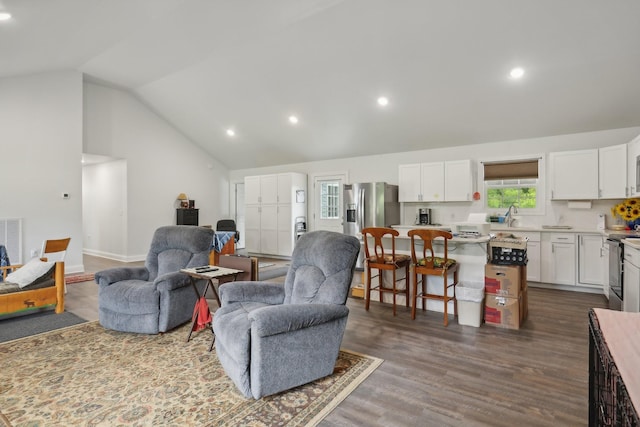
[484,234,529,329]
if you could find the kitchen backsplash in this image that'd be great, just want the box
[400,199,623,230]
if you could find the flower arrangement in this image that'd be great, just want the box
[611,198,640,225]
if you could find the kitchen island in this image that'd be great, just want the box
[363,225,490,314]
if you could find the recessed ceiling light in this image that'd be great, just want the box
[226,129,235,137]
[509,67,525,79]
[0,12,12,21]
[377,96,389,107]
[288,115,299,125]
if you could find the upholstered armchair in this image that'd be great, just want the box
[213,230,360,399]
[95,225,213,334]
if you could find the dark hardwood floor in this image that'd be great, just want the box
[69,255,608,426]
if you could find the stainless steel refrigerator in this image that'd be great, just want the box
[343,182,400,269]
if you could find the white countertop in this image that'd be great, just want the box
[392,224,634,235]
[390,225,490,243]
[622,238,640,249]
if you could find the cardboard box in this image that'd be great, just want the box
[351,284,365,299]
[484,289,527,329]
[484,264,525,297]
[521,285,528,321]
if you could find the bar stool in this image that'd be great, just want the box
[362,227,411,316]
[408,229,459,326]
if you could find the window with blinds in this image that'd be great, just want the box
[483,159,540,210]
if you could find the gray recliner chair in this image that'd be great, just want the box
[95,225,213,334]
[213,230,360,399]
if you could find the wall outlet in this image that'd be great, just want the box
[30,249,38,257]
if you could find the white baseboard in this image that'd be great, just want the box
[83,249,146,263]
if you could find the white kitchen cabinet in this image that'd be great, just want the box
[398,164,424,202]
[244,175,262,205]
[398,162,445,202]
[502,231,540,282]
[550,145,627,200]
[276,205,293,256]
[244,172,306,256]
[244,205,261,253]
[422,162,445,201]
[628,134,640,197]
[526,241,541,282]
[598,144,627,199]
[260,175,279,204]
[398,160,472,202]
[602,241,610,299]
[444,159,474,201]
[578,234,604,287]
[541,233,576,286]
[550,149,599,200]
[623,243,640,312]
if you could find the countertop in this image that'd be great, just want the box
[622,238,640,249]
[392,224,638,236]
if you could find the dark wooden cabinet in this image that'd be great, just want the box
[177,209,199,226]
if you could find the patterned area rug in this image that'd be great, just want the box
[0,322,382,426]
[65,273,95,284]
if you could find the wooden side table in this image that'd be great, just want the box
[181,266,242,348]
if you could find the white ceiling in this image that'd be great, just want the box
[2,0,640,170]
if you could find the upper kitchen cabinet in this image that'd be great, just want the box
[550,145,626,200]
[399,163,425,202]
[444,159,475,201]
[550,149,598,200]
[599,144,627,199]
[399,162,444,202]
[398,160,473,202]
[627,134,640,197]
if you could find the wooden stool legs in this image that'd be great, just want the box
[364,261,410,316]
[412,268,458,326]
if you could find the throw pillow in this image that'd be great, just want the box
[5,258,56,288]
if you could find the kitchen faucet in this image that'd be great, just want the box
[505,204,518,227]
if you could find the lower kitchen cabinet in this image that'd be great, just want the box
[526,241,541,282]
[503,231,540,282]
[623,243,640,312]
[578,234,604,288]
[602,242,610,299]
[541,233,576,286]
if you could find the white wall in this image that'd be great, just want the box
[83,81,230,260]
[230,127,640,230]
[0,71,84,272]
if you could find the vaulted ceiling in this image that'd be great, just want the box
[2,0,640,169]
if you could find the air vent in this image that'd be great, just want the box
[0,218,22,264]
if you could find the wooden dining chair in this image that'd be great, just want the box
[408,229,459,326]
[362,227,411,316]
[40,237,71,262]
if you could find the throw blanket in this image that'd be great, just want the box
[0,244,11,281]
[212,231,235,252]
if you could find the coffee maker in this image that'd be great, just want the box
[417,208,431,225]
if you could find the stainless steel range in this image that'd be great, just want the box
[606,234,640,310]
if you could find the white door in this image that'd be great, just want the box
[313,173,347,233]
